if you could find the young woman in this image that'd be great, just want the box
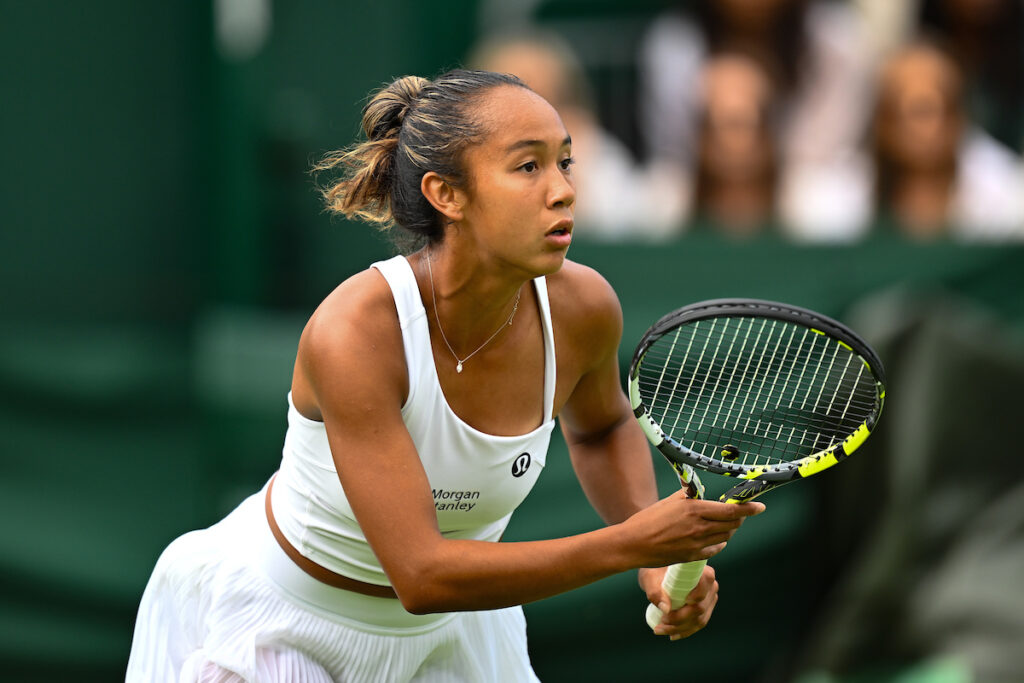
[126,69,764,682]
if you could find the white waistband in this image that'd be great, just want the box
[254,496,457,635]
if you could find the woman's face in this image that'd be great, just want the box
[454,85,576,276]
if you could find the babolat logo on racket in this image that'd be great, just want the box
[511,452,531,477]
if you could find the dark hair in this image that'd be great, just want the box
[313,69,528,249]
[918,0,1022,150]
[695,0,810,96]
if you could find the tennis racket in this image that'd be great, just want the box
[630,299,886,631]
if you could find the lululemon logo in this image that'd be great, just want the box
[511,453,531,478]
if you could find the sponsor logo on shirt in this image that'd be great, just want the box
[433,488,480,512]
[511,452,531,478]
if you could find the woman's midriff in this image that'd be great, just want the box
[265,474,399,600]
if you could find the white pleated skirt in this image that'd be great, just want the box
[126,487,540,682]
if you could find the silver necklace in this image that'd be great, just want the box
[425,252,521,374]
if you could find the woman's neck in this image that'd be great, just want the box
[417,247,526,355]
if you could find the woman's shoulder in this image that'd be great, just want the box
[545,259,623,355]
[307,267,397,336]
[546,258,617,304]
[298,266,406,385]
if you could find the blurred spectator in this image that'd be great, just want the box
[784,41,1024,242]
[639,0,872,173]
[857,0,1023,152]
[692,53,780,236]
[872,42,1024,240]
[919,0,1023,154]
[468,29,687,241]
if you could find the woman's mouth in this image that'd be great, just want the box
[546,219,574,246]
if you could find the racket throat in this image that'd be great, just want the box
[720,478,781,504]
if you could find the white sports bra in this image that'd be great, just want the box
[270,255,557,586]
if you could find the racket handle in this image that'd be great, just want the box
[645,559,708,631]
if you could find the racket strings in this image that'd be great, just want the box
[639,335,876,415]
[645,372,874,460]
[651,381,873,463]
[638,317,878,467]
[638,355,878,429]
[639,360,877,432]
[640,328,874,408]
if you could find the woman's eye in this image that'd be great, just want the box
[560,157,576,171]
[521,161,538,173]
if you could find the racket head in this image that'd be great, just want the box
[628,299,886,501]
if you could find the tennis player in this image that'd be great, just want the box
[126,69,764,682]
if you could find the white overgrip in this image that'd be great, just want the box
[645,559,708,631]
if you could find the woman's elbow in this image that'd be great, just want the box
[387,559,454,614]
[382,540,466,614]
[392,578,452,615]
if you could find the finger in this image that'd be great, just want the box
[655,598,717,638]
[645,588,667,613]
[684,570,717,602]
[657,587,719,638]
[663,600,704,623]
[696,541,728,560]
[697,501,766,521]
[639,571,668,614]
[692,512,763,539]
[647,587,671,616]
[678,575,719,612]
[668,607,716,640]
[692,524,744,543]
[651,585,700,626]
[683,584,709,603]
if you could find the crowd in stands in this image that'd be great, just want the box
[470,0,1023,243]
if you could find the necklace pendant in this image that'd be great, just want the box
[456,361,464,374]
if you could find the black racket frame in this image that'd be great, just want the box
[629,298,887,501]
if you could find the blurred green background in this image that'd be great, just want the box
[2,2,1023,682]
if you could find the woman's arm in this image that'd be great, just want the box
[555,268,661,523]
[553,264,761,638]
[296,268,760,617]
[553,262,699,524]
[560,336,723,638]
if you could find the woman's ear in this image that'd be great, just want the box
[421,171,465,224]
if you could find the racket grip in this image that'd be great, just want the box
[645,559,708,631]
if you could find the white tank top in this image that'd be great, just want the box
[270,255,557,586]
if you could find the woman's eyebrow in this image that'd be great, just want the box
[502,136,572,155]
